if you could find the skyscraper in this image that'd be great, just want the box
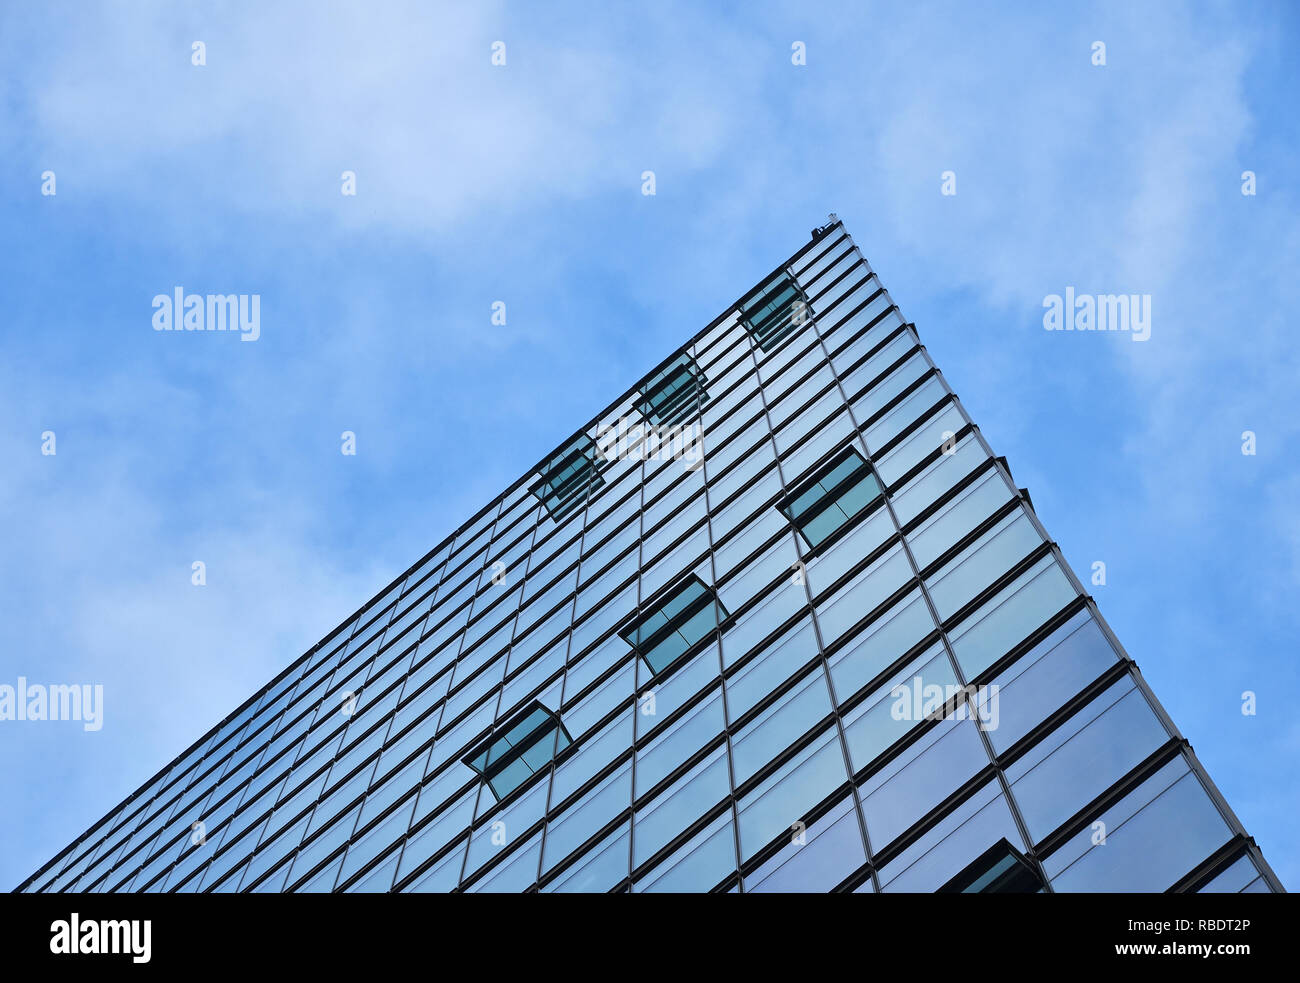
[19,217,1281,894]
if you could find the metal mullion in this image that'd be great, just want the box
[620,446,648,892]
[815,236,1053,891]
[441,504,512,891]
[736,330,874,893]
[530,450,641,892]
[704,344,753,892]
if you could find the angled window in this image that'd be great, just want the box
[463,700,571,801]
[529,434,606,522]
[636,354,709,426]
[620,575,729,675]
[939,838,1043,893]
[740,272,806,351]
[779,447,883,548]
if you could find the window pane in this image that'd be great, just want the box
[907,468,1013,571]
[875,402,968,487]
[635,811,736,893]
[892,437,990,524]
[1045,758,1229,892]
[864,375,948,453]
[858,716,989,852]
[805,507,894,596]
[879,780,1024,893]
[827,589,936,703]
[633,747,729,867]
[467,830,541,893]
[986,612,1119,753]
[731,670,834,785]
[737,729,847,863]
[842,646,956,773]
[541,763,632,875]
[543,820,630,893]
[636,692,725,797]
[1007,681,1168,843]
[815,547,914,646]
[948,555,1077,679]
[745,794,865,893]
[725,616,818,721]
[925,508,1043,620]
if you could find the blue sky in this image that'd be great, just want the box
[1,0,1296,891]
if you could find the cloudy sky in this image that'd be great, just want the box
[1,0,1297,890]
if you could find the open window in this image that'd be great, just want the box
[462,700,572,801]
[939,838,1043,893]
[778,447,883,548]
[740,272,807,351]
[635,353,709,427]
[529,433,606,522]
[620,575,729,675]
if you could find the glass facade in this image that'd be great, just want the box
[18,218,1281,894]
